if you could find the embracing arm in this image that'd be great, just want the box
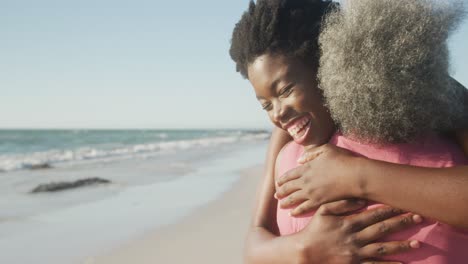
[277,138,468,230]
[357,151,468,229]
[246,128,421,263]
[245,127,303,263]
[454,79,468,156]
[362,82,468,228]
[361,86,468,228]
[455,128,468,157]
[249,128,290,231]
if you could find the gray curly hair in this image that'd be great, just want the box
[318,0,467,143]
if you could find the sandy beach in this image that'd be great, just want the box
[0,131,268,264]
[89,165,262,264]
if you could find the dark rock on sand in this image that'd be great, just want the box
[30,177,111,193]
[252,129,269,134]
[29,163,53,170]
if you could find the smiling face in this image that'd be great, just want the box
[248,53,335,146]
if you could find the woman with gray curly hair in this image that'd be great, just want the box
[273,0,468,263]
[230,0,468,263]
[318,0,467,143]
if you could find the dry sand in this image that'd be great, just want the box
[90,165,263,264]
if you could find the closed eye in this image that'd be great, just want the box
[279,84,294,97]
[261,102,272,111]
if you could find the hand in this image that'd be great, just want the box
[275,143,363,216]
[295,199,421,264]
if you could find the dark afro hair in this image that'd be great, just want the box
[229,0,338,79]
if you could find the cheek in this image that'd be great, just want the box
[290,92,309,111]
[299,89,325,111]
[314,104,334,131]
[267,112,281,128]
[299,91,333,125]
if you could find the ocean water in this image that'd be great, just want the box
[0,129,269,172]
[0,129,270,264]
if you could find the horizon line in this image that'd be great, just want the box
[0,127,272,131]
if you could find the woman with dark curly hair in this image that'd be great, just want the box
[230,0,468,263]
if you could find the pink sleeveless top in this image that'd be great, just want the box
[277,133,468,263]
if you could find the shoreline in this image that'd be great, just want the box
[0,142,268,264]
[89,165,263,264]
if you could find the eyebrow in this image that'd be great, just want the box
[256,77,281,100]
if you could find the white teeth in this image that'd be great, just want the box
[287,118,310,138]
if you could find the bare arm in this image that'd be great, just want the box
[359,86,468,228]
[455,128,468,157]
[277,142,468,229]
[245,128,421,263]
[356,81,468,227]
[245,127,302,263]
[453,78,468,156]
[358,155,468,229]
[250,128,290,230]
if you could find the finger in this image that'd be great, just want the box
[361,261,402,264]
[289,200,316,216]
[277,168,302,187]
[275,180,302,199]
[357,214,423,243]
[358,240,420,259]
[317,199,367,216]
[297,149,323,164]
[279,190,307,209]
[348,206,405,230]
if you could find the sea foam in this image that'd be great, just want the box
[0,130,270,172]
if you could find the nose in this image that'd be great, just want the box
[271,101,288,125]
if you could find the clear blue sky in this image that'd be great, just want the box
[1,0,467,129]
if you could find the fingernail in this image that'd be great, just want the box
[274,193,278,199]
[297,157,305,163]
[413,214,423,223]
[288,211,292,217]
[410,240,420,248]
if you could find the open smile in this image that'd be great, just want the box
[284,115,312,144]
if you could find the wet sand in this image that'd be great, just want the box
[90,165,263,264]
